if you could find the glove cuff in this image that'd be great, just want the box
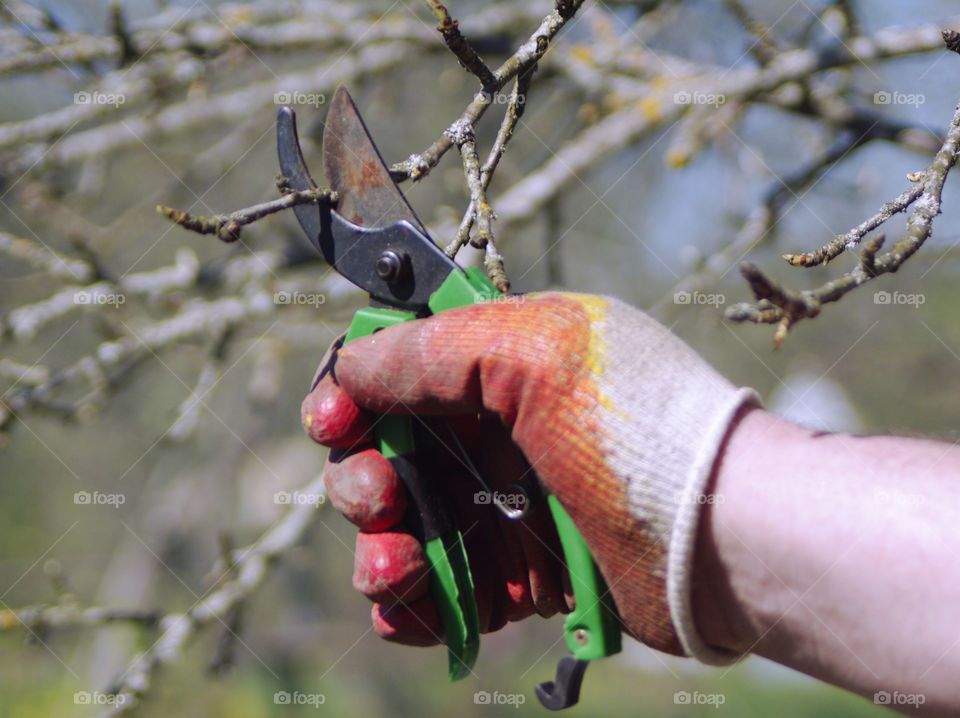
[582,295,761,660]
[666,386,759,665]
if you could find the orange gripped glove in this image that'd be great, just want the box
[302,292,759,663]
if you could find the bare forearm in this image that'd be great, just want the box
[693,409,960,716]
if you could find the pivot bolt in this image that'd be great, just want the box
[376,250,405,283]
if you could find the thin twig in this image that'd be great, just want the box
[780,182,924,267]
[726,98,960,346]
[101,476,328,716]
[390,0,586,182]
[446,120,509,291]
[446,69,534,258]
[426,0,497,89]
[157,188,337,243]
[0,604,160,631]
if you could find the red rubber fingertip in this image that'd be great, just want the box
[372,598,442,647]
[325,449,407,532]
[301,377,371,449]
[353,531,430,606]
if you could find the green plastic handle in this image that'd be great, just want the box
[547,496,622,660]
[343,267,498,681]
[344,267,621,681]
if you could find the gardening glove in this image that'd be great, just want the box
[302,292,759,663]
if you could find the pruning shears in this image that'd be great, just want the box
[277,86,621,710]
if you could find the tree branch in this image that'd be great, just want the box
[157,187,337,243]
[726,97,960,347]
[100,477,328,716]
[426,0,497,89]
[390,0,586,181]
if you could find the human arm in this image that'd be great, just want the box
[303,291,960,715]
[695,408,960,716]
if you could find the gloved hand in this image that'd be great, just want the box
[302,292,759,662]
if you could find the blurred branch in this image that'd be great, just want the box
[0,3,434,76]
[0,603,159,632]
[0,3,541,168]
[101,476,328,716]
[726,97,960,347]
[0,230,93,282]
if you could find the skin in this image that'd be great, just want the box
[694,409,960,716]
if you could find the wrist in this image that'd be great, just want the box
[690,407,768,655]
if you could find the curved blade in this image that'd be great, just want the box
[277,105,322,246]
[322,86,426,233]
[278,102,460,308]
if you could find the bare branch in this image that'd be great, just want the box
[446,121,509,292]
[426,0,497,89]
[446,69,534,258]
[101,477,328,716]
[157,188,337,243]
[0,603,159,632]
[781,182,924,267]
[391,0,586,181]
[726,98,960,346]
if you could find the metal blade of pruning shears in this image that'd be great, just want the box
[277,90,466,313]
[322,87,426,234]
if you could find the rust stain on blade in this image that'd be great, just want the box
[322,86,426,232]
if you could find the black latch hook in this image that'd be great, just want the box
[535,656,588,710]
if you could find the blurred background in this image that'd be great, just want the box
[2,0,959,715]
